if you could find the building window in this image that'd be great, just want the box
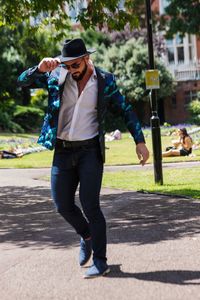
[166,34,195,65]
[184,90,197,108]
[171,95,177,109]
[188,34,195,61]
[166,39,174,63]
[175,35,184,62]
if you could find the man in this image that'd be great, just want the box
[18,38,149,278]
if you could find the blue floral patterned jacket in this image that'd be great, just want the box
[17,65,145,162]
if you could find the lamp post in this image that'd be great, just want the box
[145,0,163,185]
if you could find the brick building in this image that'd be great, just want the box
[153,0,200,124]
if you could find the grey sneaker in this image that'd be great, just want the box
[84,259,110,278]
[79,238,92,266]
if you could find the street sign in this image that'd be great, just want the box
[145,69,160,89]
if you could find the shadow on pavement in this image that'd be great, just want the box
[1,186,200,248]
[108,265,200,285]
[0,186,77,249]
[102,192,200,245]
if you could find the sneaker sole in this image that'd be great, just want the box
[83,267,110,279]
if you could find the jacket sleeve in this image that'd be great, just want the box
[17,66,49,89]
[105,74,145,144]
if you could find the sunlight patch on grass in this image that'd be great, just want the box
[0,151,53,168]
[105,133,200,165]
[0,132,200,168]
[102,167,200,199]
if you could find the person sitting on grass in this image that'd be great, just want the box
[162,128,193,157]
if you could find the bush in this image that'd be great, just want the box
[13,105,44,131]
[188,99,200,125]
[0,100,24,133]
[93,38,174,104]
[30,89,48,111]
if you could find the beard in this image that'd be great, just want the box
[72,62,88,82]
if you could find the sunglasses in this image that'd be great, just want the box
[61,59,83,70]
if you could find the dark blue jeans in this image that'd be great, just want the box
[51,143,107,261]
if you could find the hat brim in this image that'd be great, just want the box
[59,49,96,63]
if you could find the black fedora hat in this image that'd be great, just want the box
[60,38,96,62]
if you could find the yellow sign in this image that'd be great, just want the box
[145,69,160,89]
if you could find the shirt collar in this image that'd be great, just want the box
[91,67,97,81]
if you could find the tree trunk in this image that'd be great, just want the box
[22,87,31,106]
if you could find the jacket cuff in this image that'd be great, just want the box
[134,136,146,145]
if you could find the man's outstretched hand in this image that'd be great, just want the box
[136,143,149,166]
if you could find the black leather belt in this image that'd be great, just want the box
[56,136,99,149]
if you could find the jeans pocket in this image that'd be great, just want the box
[52,150,74,170]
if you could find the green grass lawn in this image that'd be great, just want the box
[0,133,53,168]
[0,151,54,168]
[102,167,200,199]
[105,133,200,165]
[1,132,199,168]
[0,131,199,199]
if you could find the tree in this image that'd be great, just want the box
[188,93,200,125]
[104,25,166,58]
[0,23,60,106]
[0,26,22,102]
[0,0,144,33]
[0,23,62,131]
[94,38,174,103]
[163,0,200,37]
[93,38,174,126]
[81,25,166,63]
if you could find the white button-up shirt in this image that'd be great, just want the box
[57,68,98,141]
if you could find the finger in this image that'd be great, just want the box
[144,152,150,161]
[49,60,55,70]
[53,59,60,69]
[139,153,149,165]
[38,62,48,72]
[138,154,143,164]
[49,59,59,70]
[43,60,54,71]
[137,153,141,160]
[136,149,141,160]
[45,60,51,69]
[140,160,145,166]
[55,57,61,64]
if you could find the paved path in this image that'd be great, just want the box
[105,161,200,171]
[0,168,200,300]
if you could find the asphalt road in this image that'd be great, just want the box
[0,168,200,300]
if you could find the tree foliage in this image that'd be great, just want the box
[102,24,166,57]
[188,93,200,125]
[0,0,144,32]
[2,1,200,39]
[13,105,43,131]
[0,23,60,104]
[0,26,23,102]
[0,23,62,131]
[94,38,174,103]
[92,38,175,126]
[163,0,200,37]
